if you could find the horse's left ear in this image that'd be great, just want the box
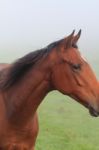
[73,29,81,44]
[65,30,75,49]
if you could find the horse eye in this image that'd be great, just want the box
[72,64,81,70]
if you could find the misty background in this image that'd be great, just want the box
[0,0,99,76]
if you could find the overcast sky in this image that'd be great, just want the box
[0,0,99,63]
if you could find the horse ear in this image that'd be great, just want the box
[73,29,81,44]
[65,30,75,49]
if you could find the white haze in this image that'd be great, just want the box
[0,0,99,77]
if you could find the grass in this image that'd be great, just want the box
[36,91,99,150]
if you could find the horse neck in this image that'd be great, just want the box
[4,59,52,126]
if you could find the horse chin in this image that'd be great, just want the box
[89,107,99,117]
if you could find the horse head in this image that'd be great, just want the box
[50,30,99,117]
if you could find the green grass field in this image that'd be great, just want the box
[36,91,99,150]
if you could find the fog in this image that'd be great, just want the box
[0,0,99,69]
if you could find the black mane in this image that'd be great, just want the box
[0,39,63,90]
[0,49,46,90]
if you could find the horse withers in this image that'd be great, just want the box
[0,30,99,150]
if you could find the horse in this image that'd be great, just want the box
[0,30,99,150]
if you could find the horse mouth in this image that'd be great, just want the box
[69,94,99,117]
[89,107,99,117]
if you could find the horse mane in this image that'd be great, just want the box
[0,37,78,90]
[0,39,63,90]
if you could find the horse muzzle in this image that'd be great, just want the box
[89,106,99,117]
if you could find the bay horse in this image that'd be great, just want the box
[0,30,99,150]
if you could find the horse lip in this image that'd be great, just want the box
[89,106,99,117]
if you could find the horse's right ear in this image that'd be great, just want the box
[64,30,75,49]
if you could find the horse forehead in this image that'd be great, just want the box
[80,54,87,62]
[67,48,80,58]
[76,51,87,63]
[67,49,87,63]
